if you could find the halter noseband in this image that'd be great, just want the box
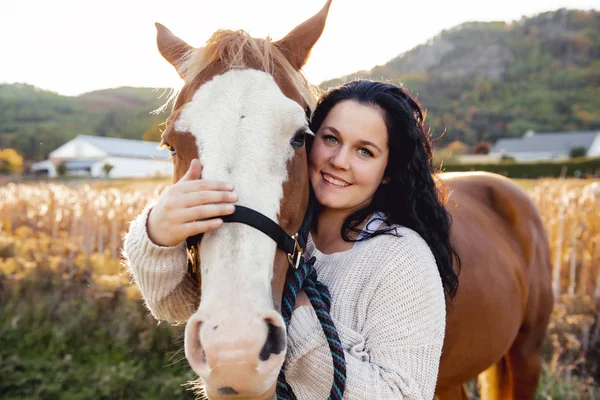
[186,199,313,280]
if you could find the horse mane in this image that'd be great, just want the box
[177,29,318,110]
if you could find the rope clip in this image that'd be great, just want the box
[287,233,303,269]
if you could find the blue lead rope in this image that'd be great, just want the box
[276,256,347,400]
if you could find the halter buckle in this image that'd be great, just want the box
[187,245,198,274]
[287,233,303,269]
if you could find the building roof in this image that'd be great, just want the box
[78,135,170,159]
[491,131,599,154]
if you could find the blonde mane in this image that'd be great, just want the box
[177,29,318,111]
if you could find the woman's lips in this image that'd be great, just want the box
[321,172,351,187]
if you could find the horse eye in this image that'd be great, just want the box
[290,132,306,149]
[162,140,177,156]
[290,128,313,149]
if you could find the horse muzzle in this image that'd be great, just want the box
[185,310,286,399]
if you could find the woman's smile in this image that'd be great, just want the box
[321,172,352,188]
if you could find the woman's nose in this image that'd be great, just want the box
[329,148,350,170]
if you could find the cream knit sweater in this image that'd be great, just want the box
[123,205,446,400]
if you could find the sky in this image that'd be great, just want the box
[1,0,597,97]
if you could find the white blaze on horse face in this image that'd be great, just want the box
[175,69,307,312]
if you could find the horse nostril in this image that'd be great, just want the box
[258,320,286,361]
[185,316,207,367]
[218,386,239,396]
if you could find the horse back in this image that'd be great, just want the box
[441,171,552,288]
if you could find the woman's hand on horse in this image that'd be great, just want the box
[147,159,238,247]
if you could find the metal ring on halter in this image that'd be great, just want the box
[187,245,198,274]
[286,233,304,269]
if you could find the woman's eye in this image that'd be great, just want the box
[324,135,338,145]
[358,148,373,157]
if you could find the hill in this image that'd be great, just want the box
[0,84,167,161]
[1,8,598,161]
[321,9,600,146]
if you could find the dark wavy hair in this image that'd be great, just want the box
[309,80,460,299]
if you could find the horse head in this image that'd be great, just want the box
[155,1,331,398]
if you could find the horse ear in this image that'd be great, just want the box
[155,22,193,78]
[275,0,332,70]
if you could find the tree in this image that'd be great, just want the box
[446,140,469,155]
[472,142,491,154]
[56,162,67,177]
[0,148,24,174]
[102,162,114,177]
[143,122,164,142]
[96,111,118,137]
[570,147,587,158]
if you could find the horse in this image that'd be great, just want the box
[152,1,554,399]
[153,3,328,398]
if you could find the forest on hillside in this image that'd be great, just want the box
[1,8,598,162]
[0,85,168,162]
[322,9,600,145]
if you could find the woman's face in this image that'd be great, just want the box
[309,100,389,214]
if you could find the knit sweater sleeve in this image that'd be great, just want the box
[122,203,200,323]
[283,231,446,399]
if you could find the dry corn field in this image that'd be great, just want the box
[1,178,599,398]
[0,181,169,298]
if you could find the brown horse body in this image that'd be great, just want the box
[436,172,554,399]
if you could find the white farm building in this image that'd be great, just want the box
[30,135,172,178]
[490,130,600,162]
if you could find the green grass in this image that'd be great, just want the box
[3,268,597,399]
[0,269,198,399]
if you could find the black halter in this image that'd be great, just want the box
[186,104,314,280]
[185,199,313,280]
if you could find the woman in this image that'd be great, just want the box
[124,80,460,399]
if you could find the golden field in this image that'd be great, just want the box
[0,177,599,399]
